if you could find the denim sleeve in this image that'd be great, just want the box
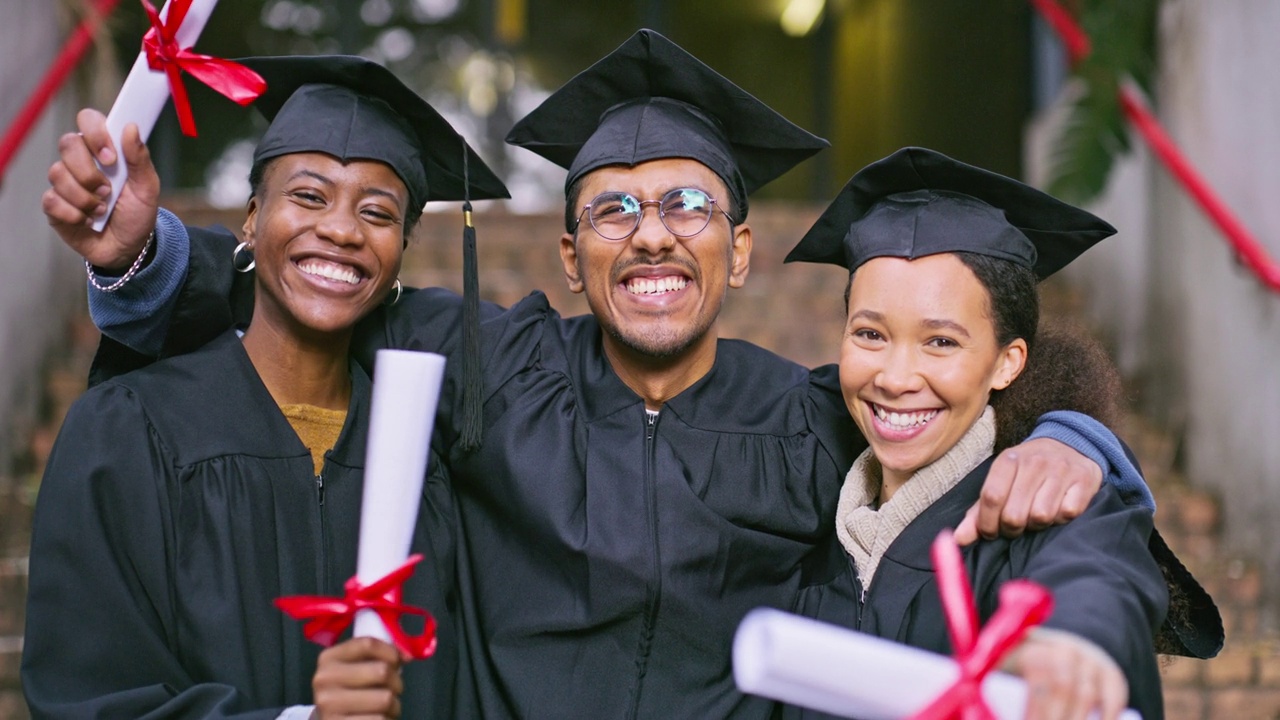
[1027,410,1156,511]
[86,208,189,356]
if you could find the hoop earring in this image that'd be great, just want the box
[232,241,255,273]
[386,278,403,306]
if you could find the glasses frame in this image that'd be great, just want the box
[573,187,735,241]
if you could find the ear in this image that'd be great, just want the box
[991,337,1029,391]
[559,232,585,294]
[727,222,752,289]
[242,195,260,245]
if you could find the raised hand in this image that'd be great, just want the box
[43,108,160,271]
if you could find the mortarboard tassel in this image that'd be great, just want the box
[459,149,484,452]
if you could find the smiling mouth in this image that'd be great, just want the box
[297,258,364,286]
[871,403,940,431]
[623,275,689,295]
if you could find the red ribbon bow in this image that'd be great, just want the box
[908,531,1054,720]
[140,0,266,137]
[274,554,438,660]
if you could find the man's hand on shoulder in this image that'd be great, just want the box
[954,437,1102,545]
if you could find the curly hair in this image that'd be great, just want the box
[990,319,1124,452]
[248,156,423,239]
[949,252,1123,451]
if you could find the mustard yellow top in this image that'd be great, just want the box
[278,403,348,475]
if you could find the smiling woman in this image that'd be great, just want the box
[783,147,1221,720]
[242,153,408,388]
[24,55,508,719]
[840,253,1027,501]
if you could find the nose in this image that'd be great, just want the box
[314,204,362,247]
[629,201,676,254]
[873,346,925,397]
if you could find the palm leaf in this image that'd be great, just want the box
[1045,0,1159,204]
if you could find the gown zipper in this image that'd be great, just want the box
[627,410,663,720]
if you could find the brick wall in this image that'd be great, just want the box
[2,204,1276,718]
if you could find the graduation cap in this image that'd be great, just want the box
[241,55,510,451]
[785,147,1115,279]
[505,29,828,220]
[242,55,508,211]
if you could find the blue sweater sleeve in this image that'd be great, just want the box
[1026,410,1156,512]
[87,209,189,357]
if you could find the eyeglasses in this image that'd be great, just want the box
[574,187,734,241]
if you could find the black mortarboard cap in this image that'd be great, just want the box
[242,54,510,212]
[785,147,1115,279]
[243,55,510,452]
[505,29,828,220]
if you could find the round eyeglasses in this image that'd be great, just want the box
[574,187,734,241]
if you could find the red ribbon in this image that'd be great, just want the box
[140,0,266,137]
[274,554,438,660]
[908,531,1054,720]
[1029,0,1280,294]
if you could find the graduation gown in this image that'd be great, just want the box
[379,288,859,719]
[790,457,1168,720]
[22,330,461,719]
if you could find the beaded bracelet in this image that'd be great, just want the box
[85,229,155,293]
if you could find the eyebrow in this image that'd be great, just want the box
[287,169,405,207]
[848,309,972,338]
[920,318,972,339]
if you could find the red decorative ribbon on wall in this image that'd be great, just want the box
[139,0,266,137]
[274,554,438,660]
[907,531,1054,720]
[1031,0,1280,293]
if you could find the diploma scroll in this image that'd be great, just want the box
[353,349,447,642]
[91,0,220,231]
[733,608,1140,720]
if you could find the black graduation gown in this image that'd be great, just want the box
[372,287,858,719]
[790,457,1168,720]
[22,330,461,719]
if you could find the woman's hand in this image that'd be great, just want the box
[42,108,161,271]
[1003,628,1128,720]
[312,636,405,719]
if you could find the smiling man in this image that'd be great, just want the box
[69,31,1161,719]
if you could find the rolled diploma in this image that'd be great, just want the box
[733,608,1140,720]
[352,349,447,642]
[91,0,221,231]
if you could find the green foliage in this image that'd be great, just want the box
[1046,0,1160,205]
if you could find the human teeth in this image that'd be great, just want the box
[626,276,689,295]
[873,405,938,429]
[299,259,361,285]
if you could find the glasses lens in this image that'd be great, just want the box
[588,192,642,240]
[660,188,713,237]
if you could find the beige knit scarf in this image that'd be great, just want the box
[836,407,996,589]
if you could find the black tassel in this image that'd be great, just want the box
[459,152,484,452]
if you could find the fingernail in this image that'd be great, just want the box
[92,204,106,217]
[95,185,111,199]
[99,148,115,164]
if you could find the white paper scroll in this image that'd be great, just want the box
[352,349,447,642]
[733,608,1140,720]
[92,0,221,231]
